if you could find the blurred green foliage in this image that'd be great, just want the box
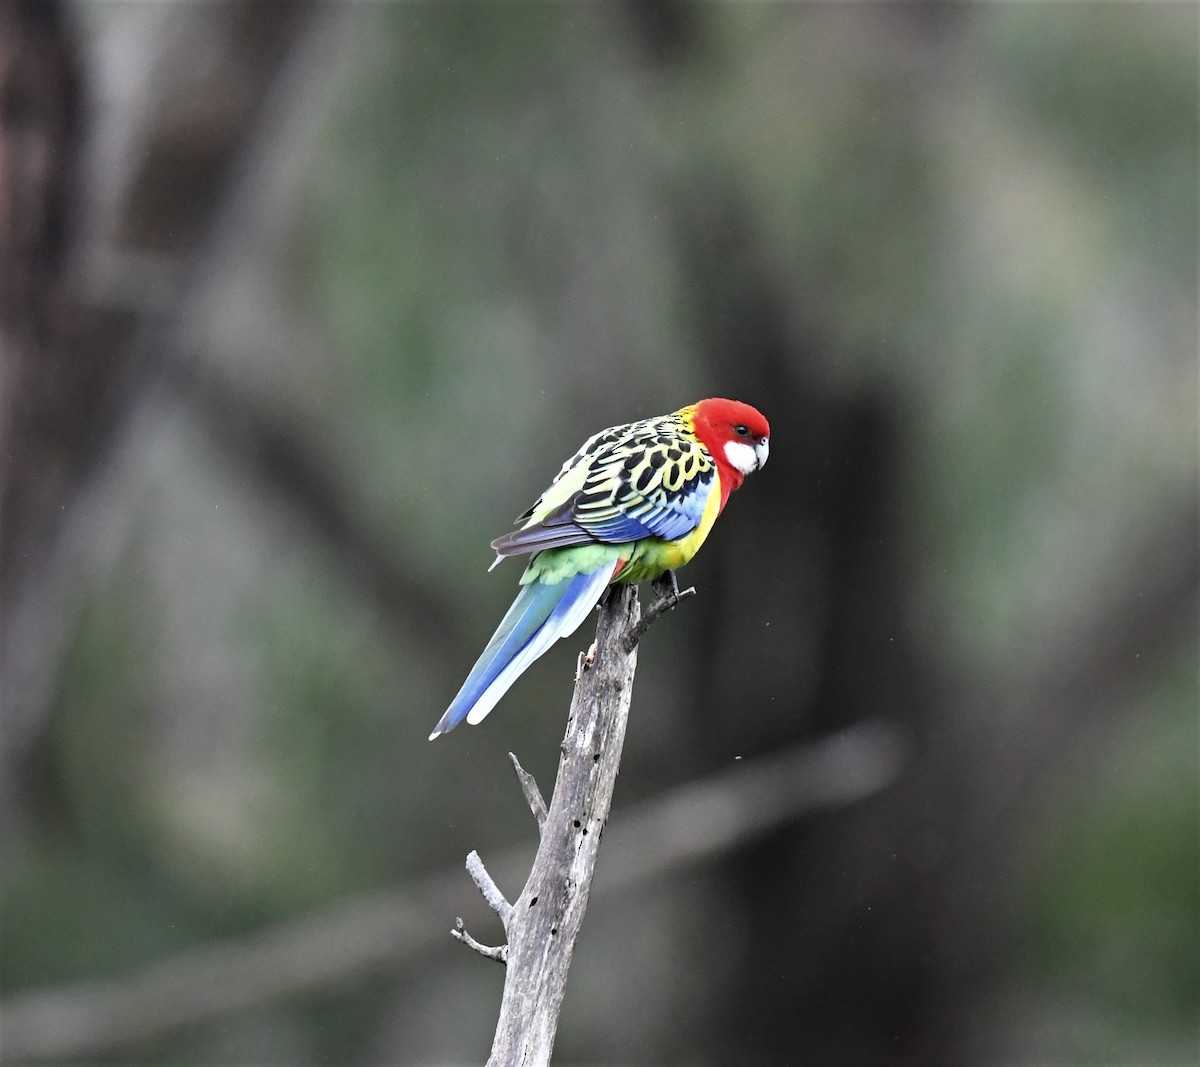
[3,2,1195,1063]
[1016,655,1198,1056]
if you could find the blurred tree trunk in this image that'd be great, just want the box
[0,0,96,821]
[671,193,932,1062]
[616,7,1196,1063]
[672,188,1197,1064]
[0,1,317,829]
[0,0,82,622]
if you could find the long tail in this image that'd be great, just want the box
[428,563,617,739]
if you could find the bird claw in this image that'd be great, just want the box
[622,572,697,653]
[650,570,692,614]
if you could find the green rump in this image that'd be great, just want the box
[519,541,677,588]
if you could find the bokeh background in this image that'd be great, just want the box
[1,2,1196,1064]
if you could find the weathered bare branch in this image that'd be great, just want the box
[483,583,643,1066]
[509,752,548,831]
[464,850,513,930]
[451,918,508,965]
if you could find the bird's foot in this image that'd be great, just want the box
[665,570,681,599]
[649,570,695,617]
[623,572,697,652]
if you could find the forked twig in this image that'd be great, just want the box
[452,918,508,964]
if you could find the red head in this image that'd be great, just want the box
[687,398,770,509]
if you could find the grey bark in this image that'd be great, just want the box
[468,583,643,1067]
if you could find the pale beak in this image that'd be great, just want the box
[754,438,770,470]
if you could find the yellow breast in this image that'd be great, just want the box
[618,476,722,583]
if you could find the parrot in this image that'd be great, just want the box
[428,397,770,740]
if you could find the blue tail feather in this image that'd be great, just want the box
[428,566,613,739]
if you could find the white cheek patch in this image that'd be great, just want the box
[724,440,759,474]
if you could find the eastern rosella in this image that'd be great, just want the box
[428,398,770,739]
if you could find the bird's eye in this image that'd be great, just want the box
[734,424,749,437]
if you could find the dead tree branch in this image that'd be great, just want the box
[452,918,508,964]
[509,752,549,831]
[465,583,642,1067]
